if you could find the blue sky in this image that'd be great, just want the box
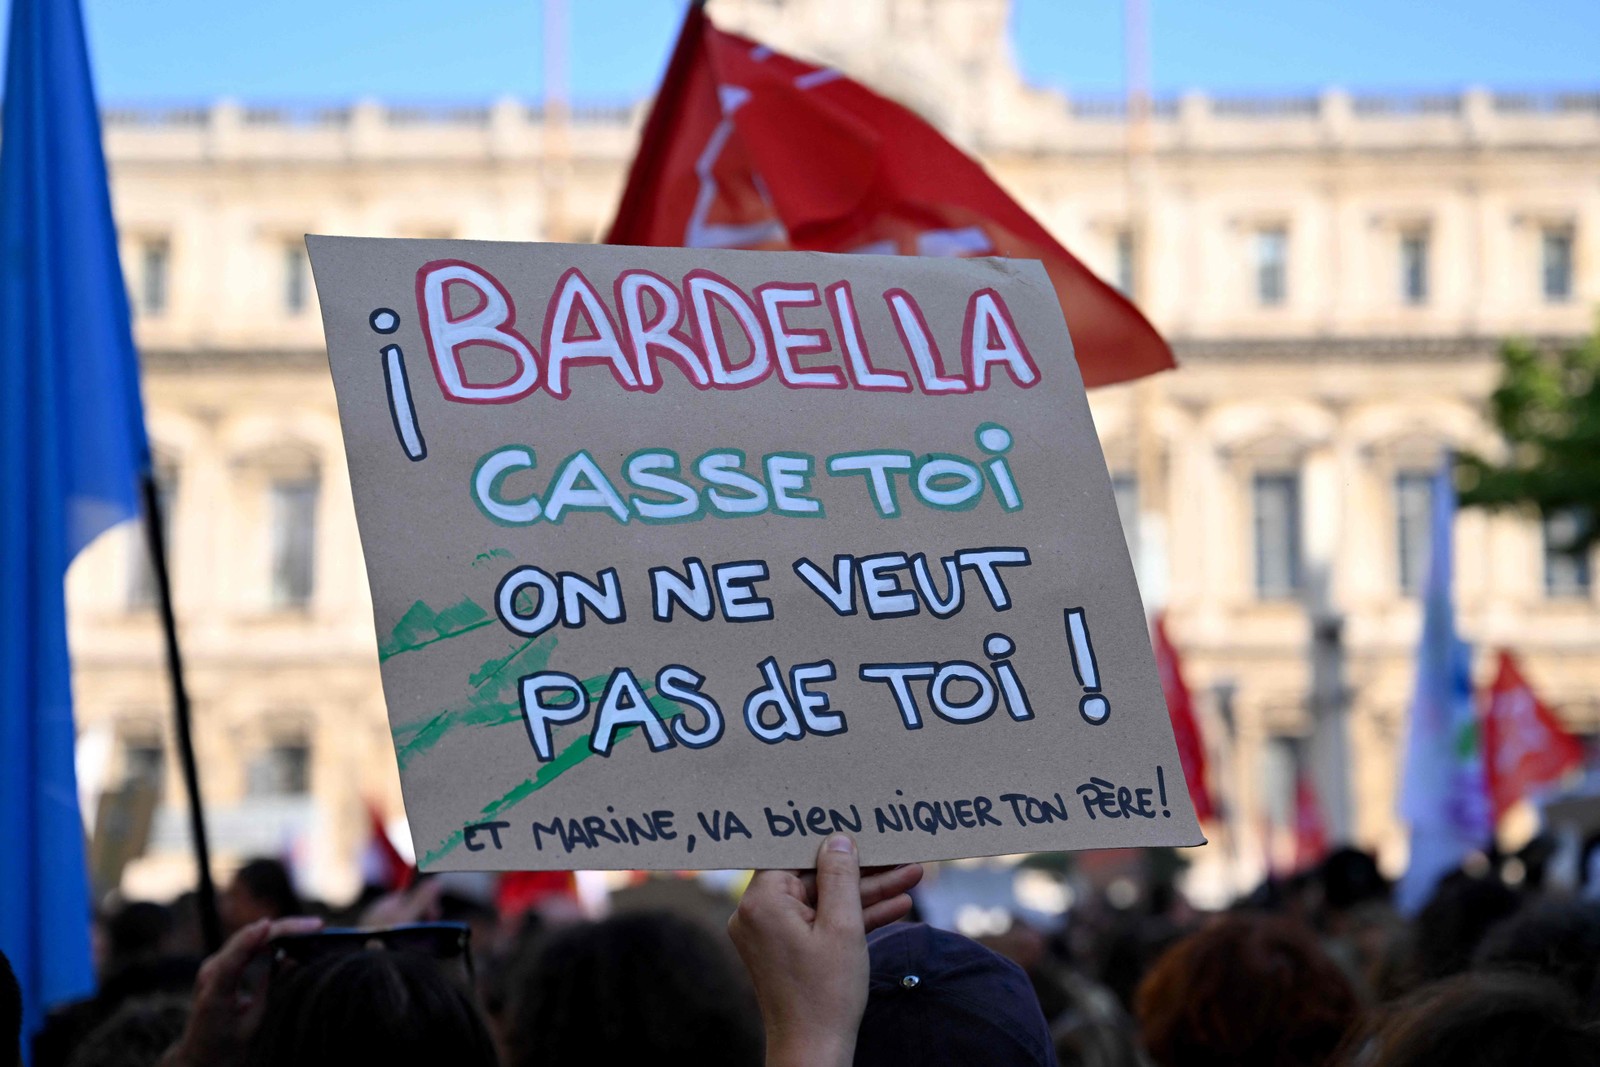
[37,0,1600,104]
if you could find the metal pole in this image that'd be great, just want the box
[542,0,571,241]
[140,471,222,952]
[1124,0,1168,610]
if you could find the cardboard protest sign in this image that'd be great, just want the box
[308,236,1204,871]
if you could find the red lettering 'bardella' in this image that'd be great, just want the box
[415,260,1041,404]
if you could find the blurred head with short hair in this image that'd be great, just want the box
[101,902,173,980]
[1356,971,1600,1067]
[1411,871,1519,983]
[504,910,761,1067]
[1474,900,1600,1019]
[1136,915,1359,1067]
[221,858,302,934]
[249,949,496,1067]
[64,996,189,1067]
[1318,847,1389,916]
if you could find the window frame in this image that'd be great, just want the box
[1255,227,1289,307]
[1251,470,1303,600]
[245,738,313,798]
[1541,226,1575,304]
[1399,230,1430,306]
[268,477,320,610]
[284,243,310,314]
[1542,508,1593,599]
[139,238,170,317]
[120,736,166,790]
[1394,470,1435,597]
[1114,228,1136,298]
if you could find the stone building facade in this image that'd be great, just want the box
[70,0,1600,900]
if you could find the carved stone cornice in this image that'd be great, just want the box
[141,349,328,373]
[1170,334,1583,365]
[137,333,1589,375]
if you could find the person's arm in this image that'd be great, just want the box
[728,835,921,1067]
[158,915,322,1067]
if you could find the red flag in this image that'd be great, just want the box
[1292,768,1329,871]
[607,7,1173,389]
[496,870,578,918]
[1152,614,1215,821]
[360,802,414,892]
[1481,651,1583,821]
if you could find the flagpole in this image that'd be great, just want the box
[542,0,571,241]
[140,471,222,952]
[1124,0,1169,609]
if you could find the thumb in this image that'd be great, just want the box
[204,918,272,992]
[815,834,864,932]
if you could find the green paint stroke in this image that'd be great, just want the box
[420,692,682,868]
[467,634,551,690]
[392,636,558,769]
[385,592,688,867]
[471,548,513,567]
[379,597,495,662]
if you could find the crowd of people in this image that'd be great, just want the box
[7,836,1600,1067]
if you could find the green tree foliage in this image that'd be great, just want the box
[1457,328,1600,552]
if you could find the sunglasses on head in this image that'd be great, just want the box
[268,922,475,985]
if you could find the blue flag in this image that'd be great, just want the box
[1,0,152,1045]
[1396,459,1490,915]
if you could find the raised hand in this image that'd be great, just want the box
[729,835,922,1067]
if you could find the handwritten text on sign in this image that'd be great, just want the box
[310,237,1203,870]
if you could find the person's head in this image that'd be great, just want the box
[1354,972,1600,1067]
[437,891,502,978]
[1318,847,1389,916]
[1136,914,1359,1067]
[102,903,173,977]
[1474,900,1600,1017]
[1,949,21,1067]
[504,910,760,1067]
[854,922,1054,1067]
[249,950,497,1067]
[1052,986,1146,1067]
[163,892,204,958]
[65,996,189,1067]
[221,859,302,933]
[1411,871,1519,982]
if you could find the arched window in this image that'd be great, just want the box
[269,476,319,608]
[1251,469,1302,599]
[237,441,321,611]
[247,730,312,798]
